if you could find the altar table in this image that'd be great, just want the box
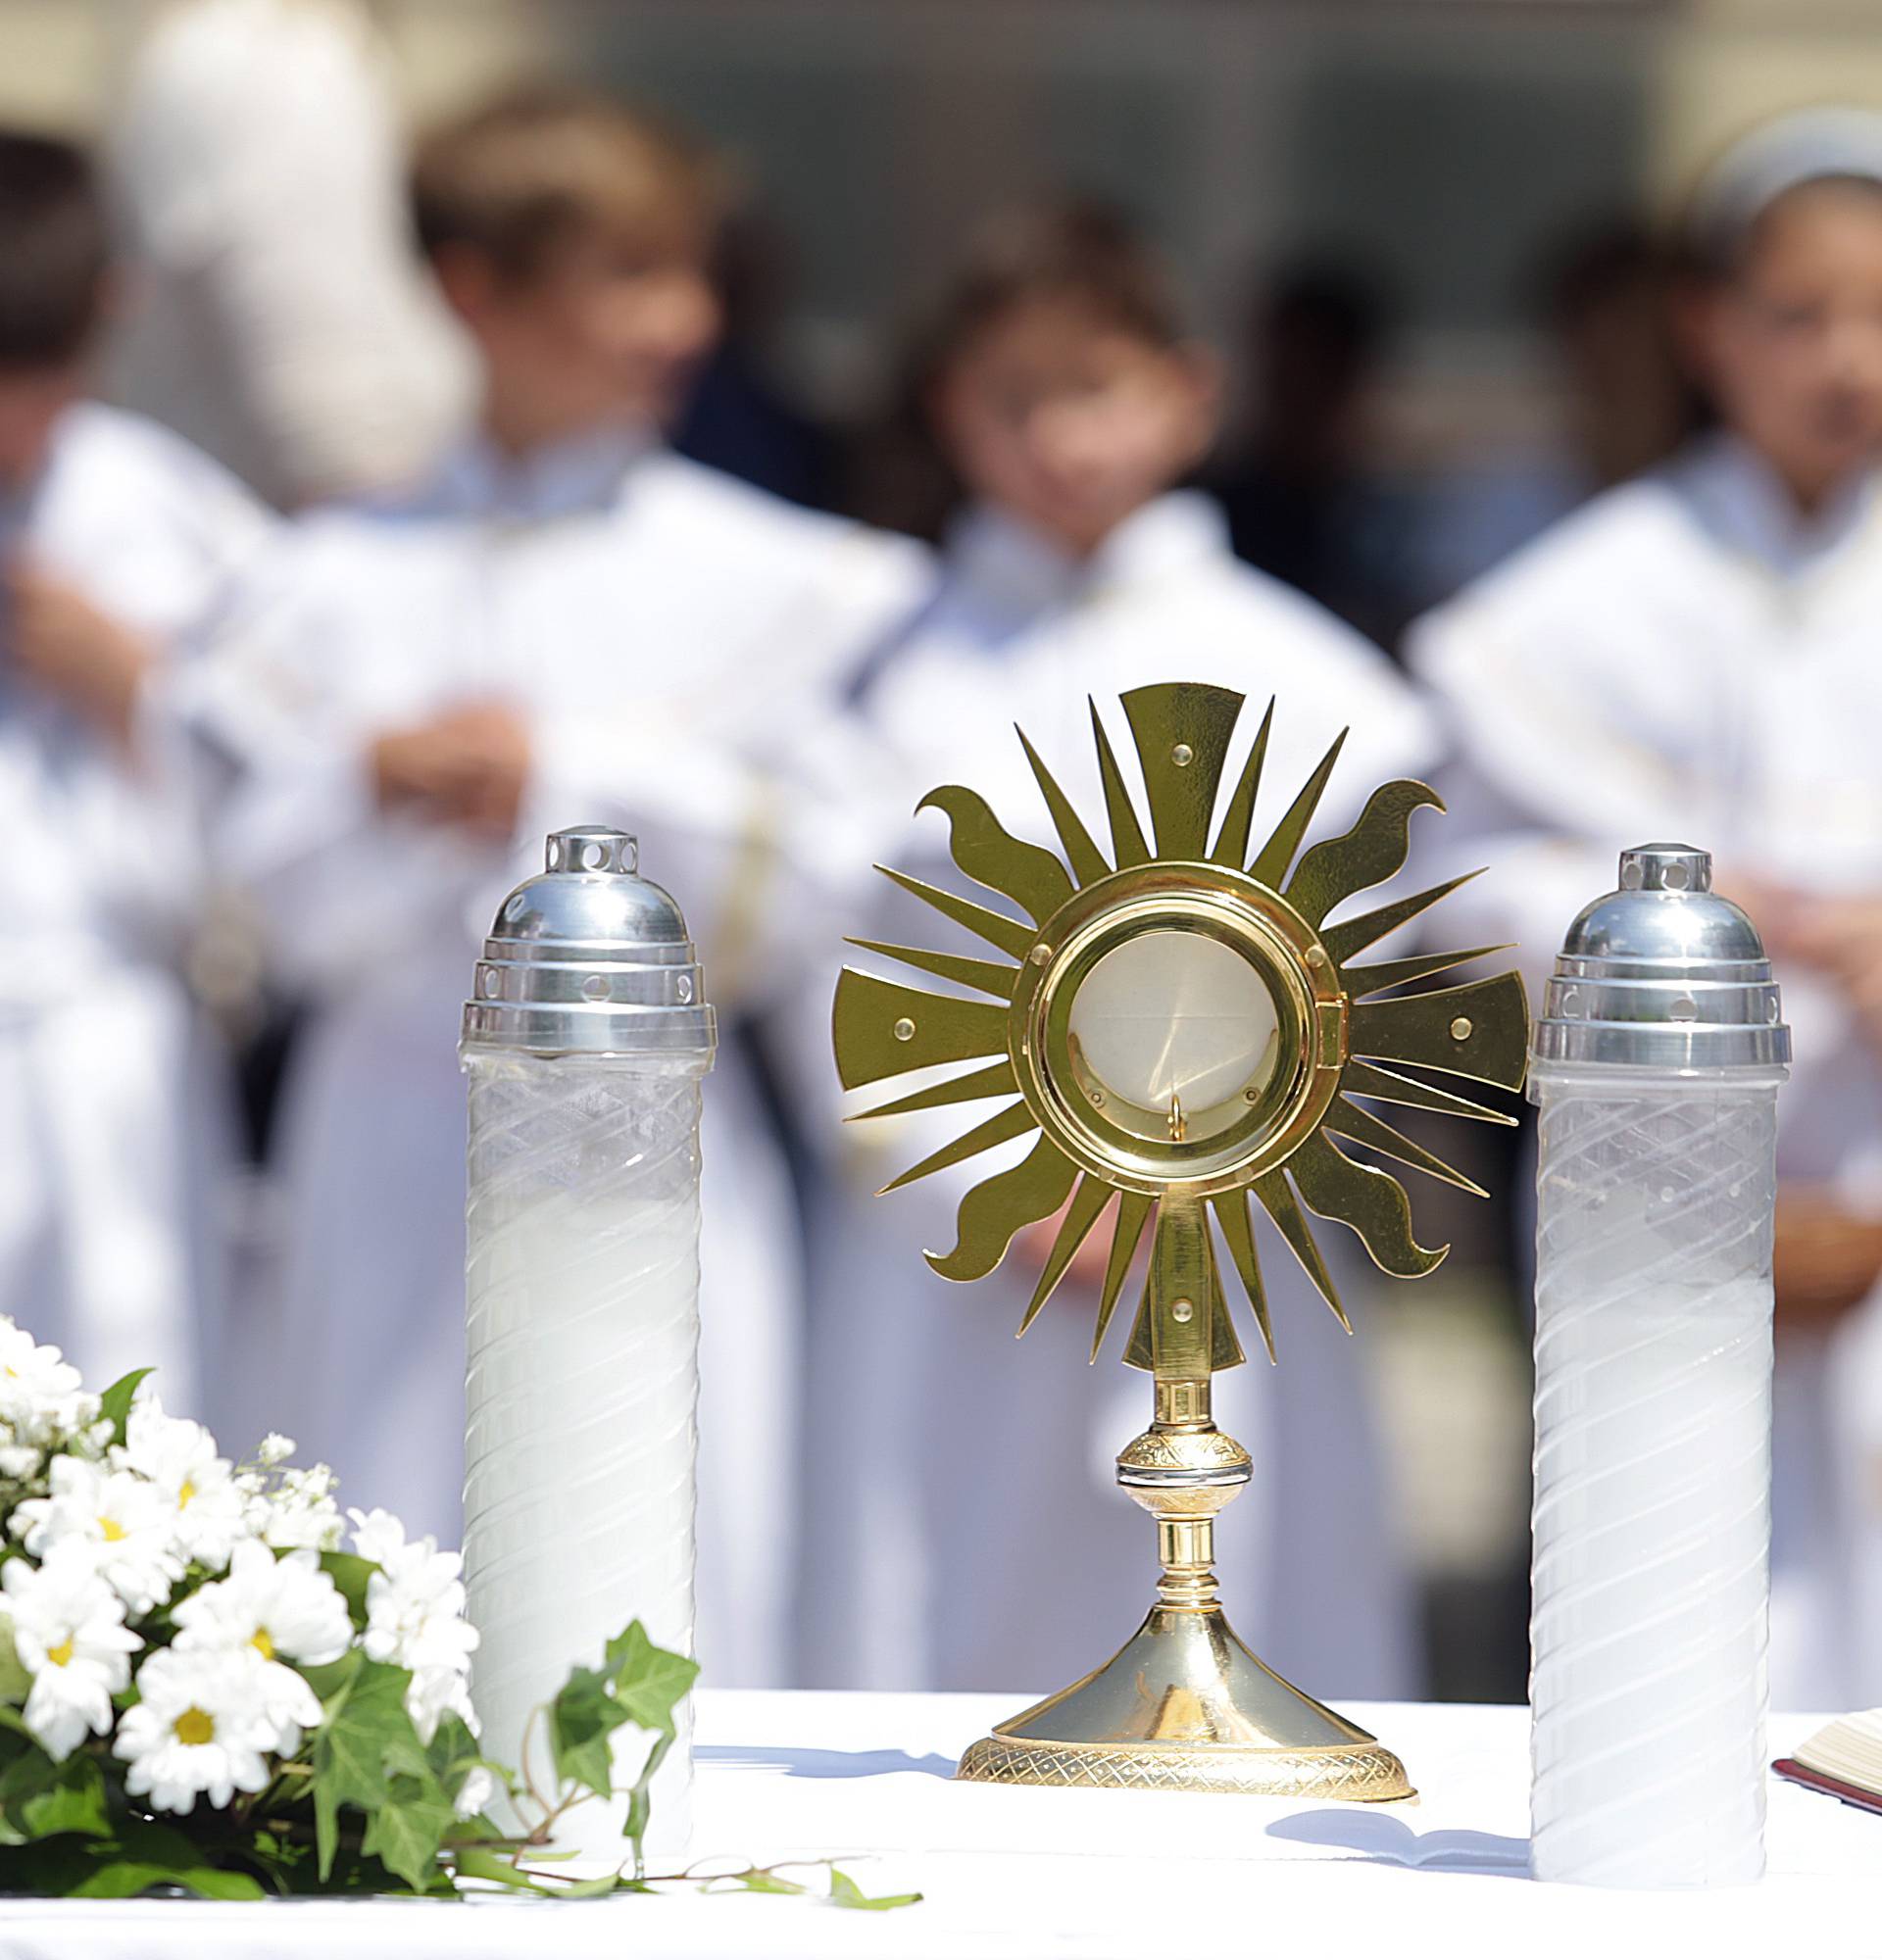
[0,1691,1874,1960]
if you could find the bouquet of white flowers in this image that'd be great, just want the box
[0,1319,697,1900]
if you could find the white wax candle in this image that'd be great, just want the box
[1531,1278,1771,1885]
[463,1060,703,1865]
[1529,1076,1777,1889]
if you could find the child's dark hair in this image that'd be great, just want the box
[847,199,1193,539]
[0,130,108,368]
[411,83,710,283]
[916,199,1190,385]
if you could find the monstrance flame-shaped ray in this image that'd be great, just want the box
[830,682,1530,1372]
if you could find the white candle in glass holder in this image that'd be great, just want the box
[460,829,716,1865]
[1526,845,1789,1890]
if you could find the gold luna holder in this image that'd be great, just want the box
[832,682,1529,1798]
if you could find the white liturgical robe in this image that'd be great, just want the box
[0,403,272,1407]
[786,493,1440,1697]
[1411,431,1882,1710]
[195,431,927,1687]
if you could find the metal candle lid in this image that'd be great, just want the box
[460,826,717,1057]
[1531,843,1791,1071]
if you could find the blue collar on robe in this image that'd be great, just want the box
[1669,431,1882,579]
[373,422,657,525]
[846,491,1230,707]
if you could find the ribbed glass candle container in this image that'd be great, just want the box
[460,827,716,1862]
[1528,844,1789,1888]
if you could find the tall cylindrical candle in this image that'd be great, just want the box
[1527,844,1789,1888]
[460,828,716,1863]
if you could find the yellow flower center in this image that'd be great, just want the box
[46,1638,74,1668]
[251,1628,275,1661]
[174,1706,215,1746]
[98,1517,126,1543]
[177,1479,196,1509]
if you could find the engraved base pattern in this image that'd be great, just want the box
[957,1734,1414,1798]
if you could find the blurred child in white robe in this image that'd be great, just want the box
[192,90,925,1685]
[785,205,1440,1696]
[1410,109,1882,1710]
[0,131,272,1406]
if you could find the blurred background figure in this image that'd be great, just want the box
[188,86,923,1687]
[1212,260,1419,653]
[106,0,471,510]
[671,202,838,510]
[1411,108,1882,1712]
[1412,219,1695,614]
[0,128,271,1410]
[787,201,1434,1697]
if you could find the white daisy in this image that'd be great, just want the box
[13,1455,186,1614]
[1,1544,141,1761]
[406,1661,479,1744]
[453,1763,496,1821]
[113,1645,277,1814]
[0,1321,82,1420]
[253,1463,345,1552]
[172,1543,345,1752]
[113,1398,247,1571]
[349,1509,478,1741]
[0,1321,99,1449]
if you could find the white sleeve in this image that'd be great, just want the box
[524,679,902,1020]
[173,540,494,997]
[1406,562,1709,989]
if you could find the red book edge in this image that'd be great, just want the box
[1771,1757,1882,1819]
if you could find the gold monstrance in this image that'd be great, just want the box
[832,683,1528,1797]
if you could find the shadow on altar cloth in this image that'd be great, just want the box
[1267,1810,1529,1875]
[694,1746,956,1780]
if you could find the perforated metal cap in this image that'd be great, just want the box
[460,827,716,1057]
[1531,843,1790,1072]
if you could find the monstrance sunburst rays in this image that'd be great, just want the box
[832,681,1529,1379]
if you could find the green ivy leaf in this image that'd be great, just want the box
[450,1846,554,1893]
[361,1776,457,1894]
[548,1666,636,1806]
[310,1657,415,1880]
[72,1857,266,1901]
[97,1369,154,1448]
[728,1868,810,1895]
[441,1812,503,1845]
[547,1868,633,1898]
[0,1626,30,1709]
[0,1731,61,1841]
[318,1552,377,1630]
[603,1622,699,1733]
[828,1866,923,1912]
[19,1754,110,1841]
[0,1821,266,1900]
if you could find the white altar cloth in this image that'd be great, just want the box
[0,1690,1873,1959]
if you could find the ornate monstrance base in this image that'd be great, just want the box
[956,1602,1412,1798]
[955,1377,1414,1800]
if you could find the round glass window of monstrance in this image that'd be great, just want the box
[1066,929,1287,1147]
